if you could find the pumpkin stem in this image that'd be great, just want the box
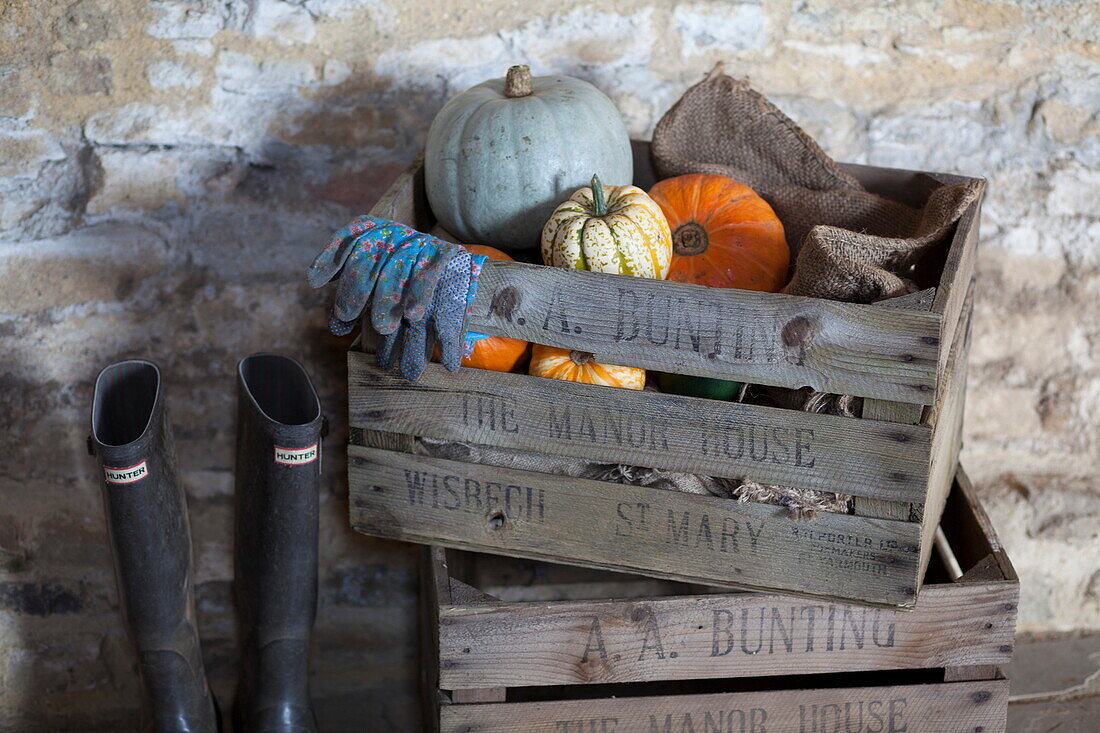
[569,350,594,366]
[590,174,608,217]
[504,65,532,98]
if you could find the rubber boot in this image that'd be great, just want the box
[89,360,218,733]
[233,354,324,733]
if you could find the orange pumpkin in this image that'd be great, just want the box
[460,245,531,372]
[648,173,788,292]
[529,346,645,390]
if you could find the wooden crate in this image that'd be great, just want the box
[348,142,984,606]
[421,468,1017,733]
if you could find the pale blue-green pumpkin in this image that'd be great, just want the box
[424,65,633,250]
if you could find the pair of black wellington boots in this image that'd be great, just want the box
[88,354,325,732]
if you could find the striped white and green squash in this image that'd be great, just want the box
[541,175,673,279]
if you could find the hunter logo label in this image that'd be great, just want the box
[274,443,318,466]
[104,461,148,484]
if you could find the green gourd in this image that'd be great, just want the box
[425,65,632,250]
[657,372,742,401]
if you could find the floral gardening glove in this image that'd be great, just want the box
[307,216,486,381]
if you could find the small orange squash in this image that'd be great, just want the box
[648,173,788,292]
[529,346,645,390]
[460,245,531,372]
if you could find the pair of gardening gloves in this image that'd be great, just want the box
[306,216,487,381]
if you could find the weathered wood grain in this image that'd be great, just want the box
[956,555,1002,583]
[450,688,507,704]
[348,354,933,503]
[429,468,1017,689]
[945,469,1018,583]
[840,162,973,207]
[465,259,943,403]
[855,289,937,519]
[463,550,696,602]
[852,405,920,520]
[932,195,981,381]
[420,546,445,733]
[944,665,1001,684]
[360,152,980,407]
[438,678,1009,733]
[916,283,974,578]
[349,445,923,606]
[350,426,416,453]
[420,469,1015,732]
[434,581,1017,689]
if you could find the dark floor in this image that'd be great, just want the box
[1005,634,1100,732]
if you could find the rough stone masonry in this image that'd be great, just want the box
[0,0,1097,729]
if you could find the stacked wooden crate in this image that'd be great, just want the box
[345,146,1015,730]
[420,470,1016,732]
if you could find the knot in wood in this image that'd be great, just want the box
[781,316,813,347]
[489,286,520,321]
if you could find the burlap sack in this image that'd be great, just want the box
[651,64,985,302]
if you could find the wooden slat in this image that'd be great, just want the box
[839,162,975,206]
[351,427,416,452]
[435,582,1017,689]
[359,152,981,404]
[852,403,919,520]
[419,546,445,733]
[945,468,1019,583]
[916,283,974,579]
[349,445,923,606]
[451,688,507,704]
[944,665,1001,682]
[439,679,1009,733]
[956,555,1002,583]
[466,552,694,602]
[932,196,982,381]
[855,289,938,519]
[465,260,943,403]
[423,472,1019,691]
[449,577,500,606]
[348,354,933,503]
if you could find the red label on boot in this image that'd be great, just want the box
[104,461,149,484]
[274,443,318,466]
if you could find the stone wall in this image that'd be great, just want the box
[0,0,1096,727]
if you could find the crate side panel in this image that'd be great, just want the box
[348,445,922,606]
[932,196,981,379]
[419,546,444,733]
[918,284,974,580]
[436,582,1017,689]
[855,288,938,519]
[439,679,1009,733]
[945,469,1018,582]
[348,354,932,503]
[465,260,942,403]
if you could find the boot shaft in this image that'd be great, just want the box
[234,354,322,731]
[234,354,323,636]
[90,360,217,732]
[91,361,196,649]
